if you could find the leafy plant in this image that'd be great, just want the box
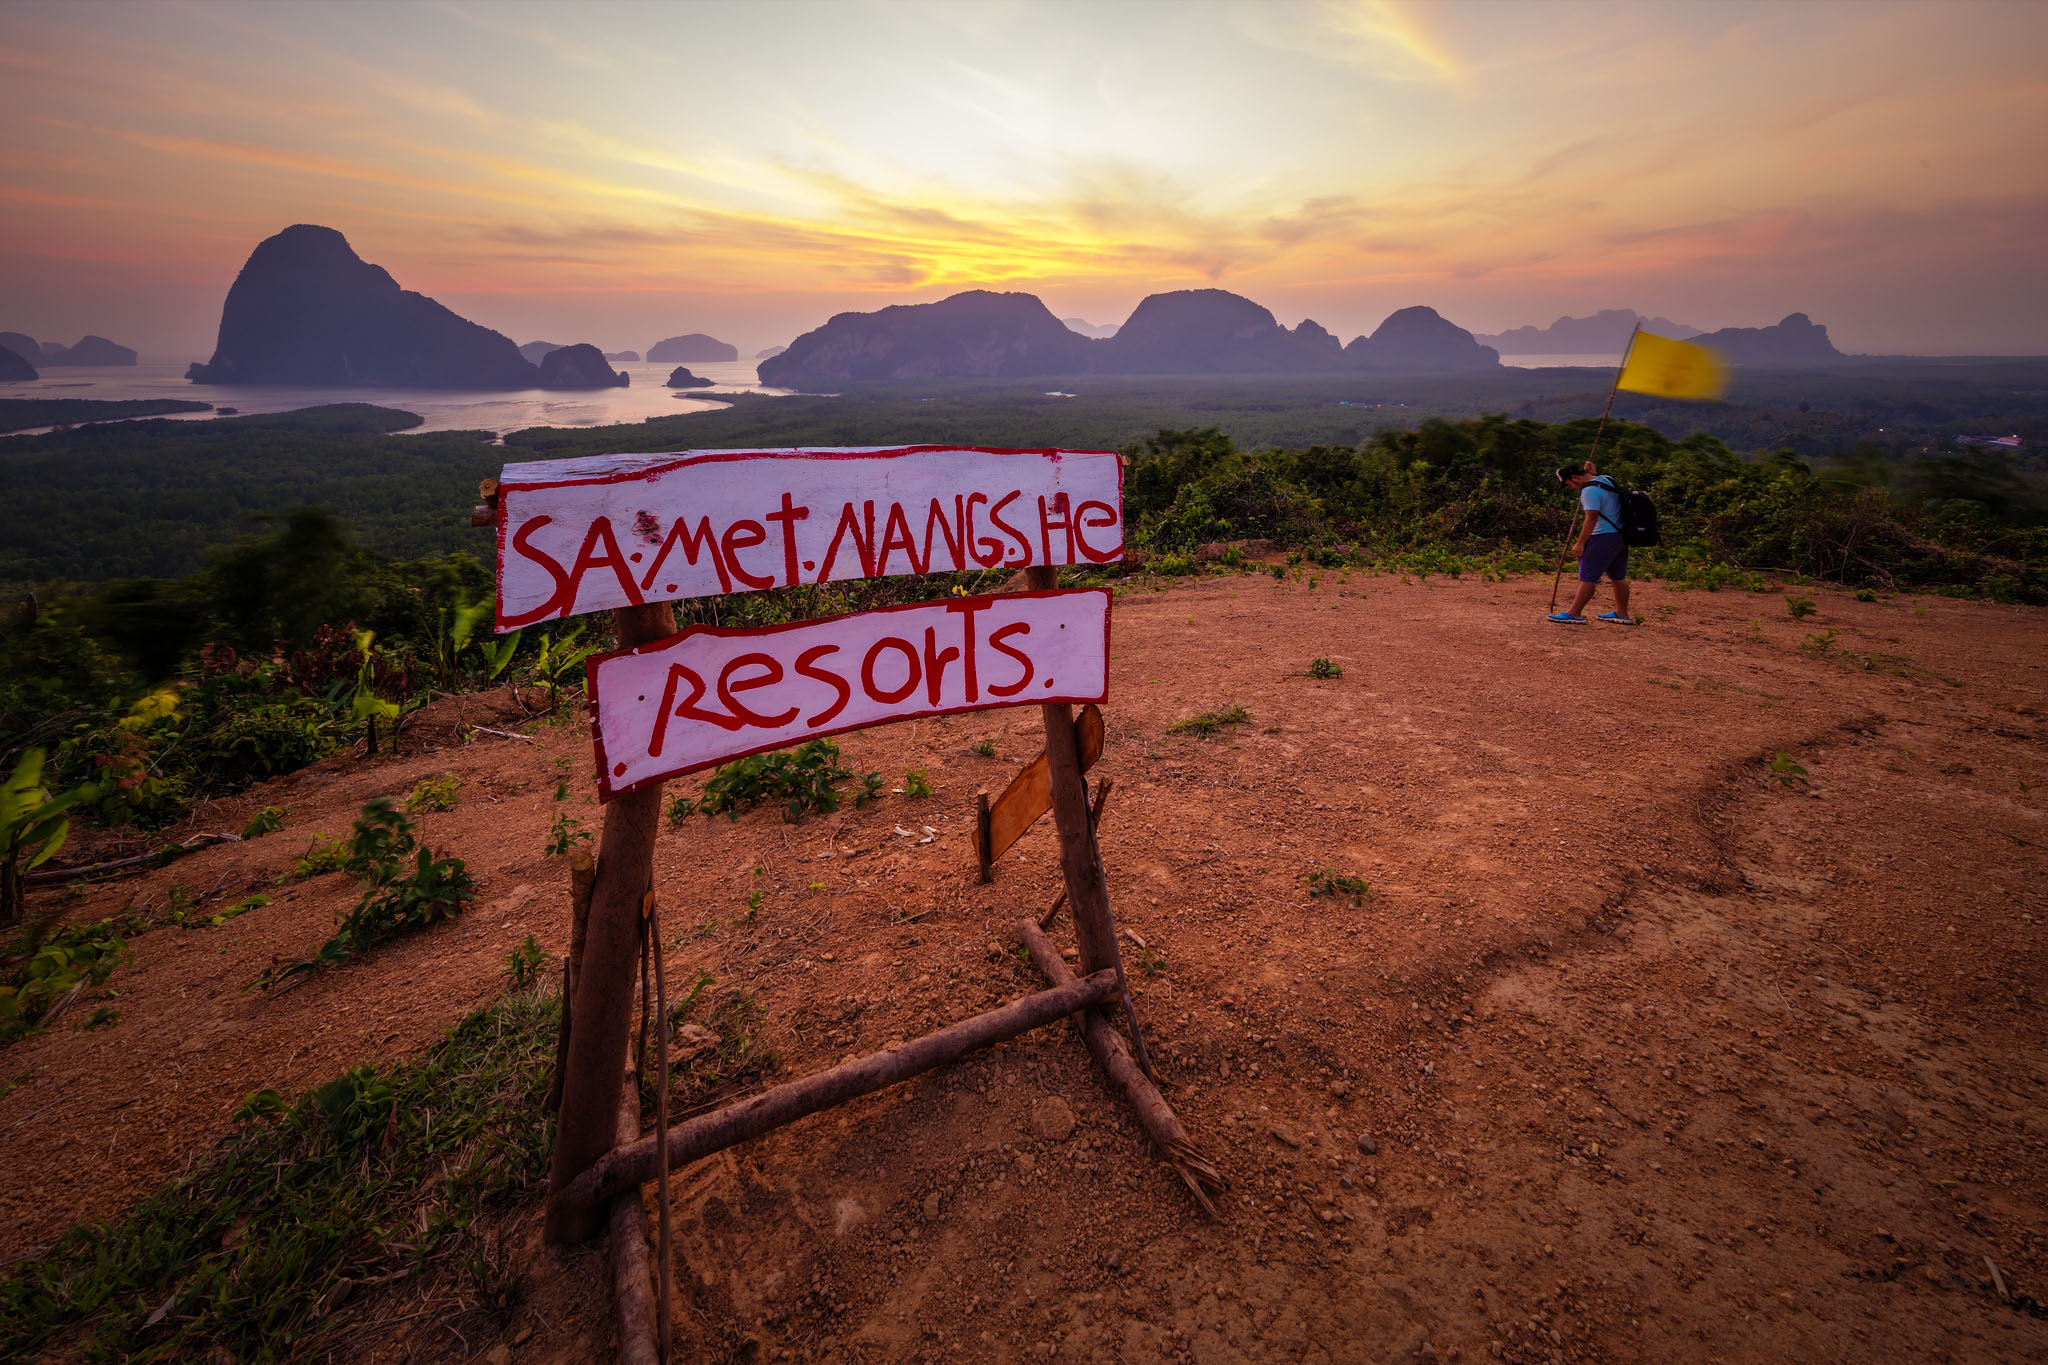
[404,772,459,814]
[1766,751,1810,789]
[854,771,886,807]
[2,916,131,1045]
[286,832,350,881]
[1785,595,1818,619]
[698,739,854,822]
[1307,657,1343,679]
[504,934,548,989]
[1136,946,1169,977]
[665,794,697,828]
[545,812,590,858]
[1306,869,1372,905]
[1854,588,1878,602]
[1168,704,1251,737]
[904,768,933,799]
[240,806,285,839]
[2,748,98,925]
[971,739,997,758]
[257,800,475,989]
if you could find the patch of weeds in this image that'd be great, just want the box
[1269,565,1286,581]
[1766,751,1810,789]
[2,916,132,1046]
[79,1005,120,1031]
[1801,629,1841,657]
[1784,596,1817,619]
[1136,946,1169,977]
[854,772,886,808]
[903,768,933,799]
[286,832,350,881]
[1854,588,1878,603]
[0,1069,32,1102]
[0,990,559,1362]
[1305,870,1371,906]
[1941,762,1974,776]
[1307,657,1342,680]
[257,799,475,989]
[665,794,697,828]
[197,893,268,929]
[553,779,572,802]
[545,811,590,858]
[698,739,853,823]
[1168,704,1251,737]
[971,739,997,758]
[504,934,548,989]
[742,887,764,921]
[240,806,285,840]
[405,773,460,815]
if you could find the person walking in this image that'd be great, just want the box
[1548,461,1634,625]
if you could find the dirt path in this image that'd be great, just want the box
[5,569,2045,1363]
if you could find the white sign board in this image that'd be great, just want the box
[494,446,1123,631]
[587,589,1110,799]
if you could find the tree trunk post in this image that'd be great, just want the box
[546,602,676,1244]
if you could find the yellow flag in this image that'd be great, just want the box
[1616,330,1727,400]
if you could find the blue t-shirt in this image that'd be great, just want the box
[1581,476,1623,537]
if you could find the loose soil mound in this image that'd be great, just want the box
[4,571,2044,1363]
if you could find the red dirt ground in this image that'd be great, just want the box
[4,568,2045,1364]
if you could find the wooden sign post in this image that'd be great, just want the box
[483,445,1218,1299]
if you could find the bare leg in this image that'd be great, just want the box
[1612,579,1631,616]
[1568,580,1597,616]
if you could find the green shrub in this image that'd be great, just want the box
[404,773,459,814]
[697,739,853,823]
[1168,705,1251,737]
[1307,658,1342,680]
[1785,595,1818,619]
[240,806,285,839]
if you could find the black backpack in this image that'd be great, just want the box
[1592,477,1661,547]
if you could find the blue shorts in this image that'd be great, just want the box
[1579,532,1629,583]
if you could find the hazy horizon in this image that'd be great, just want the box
[4,0,2046,360]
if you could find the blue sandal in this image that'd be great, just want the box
[1547,611,1587,624]
[1597,611,1635,624]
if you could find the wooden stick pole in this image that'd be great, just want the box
[556,969,1122,1215]
[1550,323,1638,613]
[647,896,673,1365]
[1014,917,1225,1215]
[547,846,600,1112]
[546,602,676,1245]
[1023,567,1153,1077]
[975,791,993,884]
[608,1067,661,1365]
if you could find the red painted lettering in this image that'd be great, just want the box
[985,621,1035,696]
[942,597,991,702]
[650,662,742,758]
[875,501,924,575]
[966,492,1004,567]
[795,643,851,727]
[921,626,961,705]
[1072,500,1120,563]
[721,519,773,590]
[988,491,1032,567]
[564,517,644,614]
[1037,492,1075,565]
[717,652,798,727]
[765,492,810,587]
[638,514,731,595]
[501,515,572,628]
[922,496,967,572]
[818,500,878,581]
[860,636,920,704]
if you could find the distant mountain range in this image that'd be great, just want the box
[1474,309,1701,354]
[0,331,138,372]
[757,289,1501,389]
[158,224,1854,391]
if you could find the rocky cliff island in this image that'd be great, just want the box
[187,225,559,389]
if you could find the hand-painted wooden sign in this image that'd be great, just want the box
[587,589,1110,799]
[494,446,1123,631]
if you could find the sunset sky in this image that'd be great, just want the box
[3,0,2045,359]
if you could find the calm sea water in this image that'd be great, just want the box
[1497,354,1617,369]
[0,359,786,437]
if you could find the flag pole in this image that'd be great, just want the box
[1548,322,1640,612]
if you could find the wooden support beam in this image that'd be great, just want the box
[555,969,1122,1216]
[975,790,993,884]
[546,602,677,1245]
[1013,917,1224,1216]
[547,846,599,1112]
[608,1069,661,1365]
[982,704,1103,866]
[1039,776,1113,931]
